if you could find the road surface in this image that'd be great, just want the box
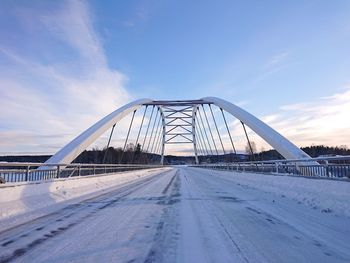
[0,167,349,262]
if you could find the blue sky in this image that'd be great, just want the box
[0,0,349,155]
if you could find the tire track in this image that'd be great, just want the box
[182,168,250,263]
[0,169,173,263]
[144,169,181,263]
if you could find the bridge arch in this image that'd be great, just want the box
[45,98,152,164]
[45,97,310,165]
[202,97,310,160]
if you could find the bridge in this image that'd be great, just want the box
[43,97,310,165]
[0,98,350,262]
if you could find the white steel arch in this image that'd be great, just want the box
[45,98,152,165]
[45,97,310,165]
[202,97,310,160]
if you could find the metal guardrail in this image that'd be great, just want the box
[191,156,350,179]
[0,163,164,184]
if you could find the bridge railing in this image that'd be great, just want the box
[0,163,164,184]
[192,156,350,179]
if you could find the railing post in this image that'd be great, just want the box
[325,160,329,177]
[78,166,81,176]
[25,165,30,181]
[275,162,279,173]
[56,165,61,178]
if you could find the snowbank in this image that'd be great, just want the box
[0,168,169,222]
[195,168,350,217]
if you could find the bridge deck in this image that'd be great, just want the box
[0,167,349,262]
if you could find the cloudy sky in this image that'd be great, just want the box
[0,0,349,156]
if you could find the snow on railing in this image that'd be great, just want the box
[0,162,164,184]
[191,155,350,179]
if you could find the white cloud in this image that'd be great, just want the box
[265,51,290,68]
[41,0,106,66]
[0,0,130,154]
[259,87,350,149]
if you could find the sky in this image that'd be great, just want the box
[0,0,349,156]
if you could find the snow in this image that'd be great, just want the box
[0,167,349,262]
[195,167,350,217]
[0,167,170,229]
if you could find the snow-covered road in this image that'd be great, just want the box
[1,167,349,262]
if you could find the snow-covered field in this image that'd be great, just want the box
[0,167,349,262]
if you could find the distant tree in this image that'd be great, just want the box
[135,143,141,154]
[2,144,348,165]
[245,141,257,155]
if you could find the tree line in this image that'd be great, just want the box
[0,144,349,164]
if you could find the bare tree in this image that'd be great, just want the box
[245,141,257,155]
